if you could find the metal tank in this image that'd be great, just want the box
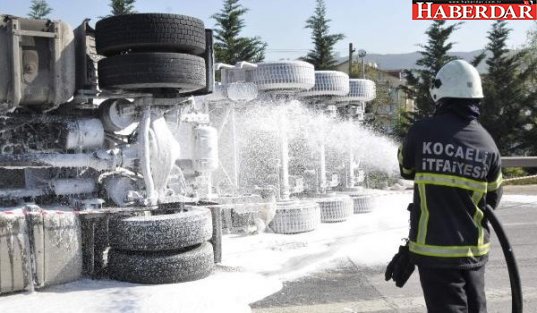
[0,15,76,112]
[193,125,219,173]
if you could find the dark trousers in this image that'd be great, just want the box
[418,266,487,313]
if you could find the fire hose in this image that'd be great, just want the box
[485,204,523,313]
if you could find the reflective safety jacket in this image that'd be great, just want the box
[398,105,502,269]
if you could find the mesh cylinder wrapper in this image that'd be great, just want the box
[270,201,320,234]
[300,71,350,98]
[313,196,354,223]
[334,79,376,104]
[253,61,315,92]
[349,195,377,214]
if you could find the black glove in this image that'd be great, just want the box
[385,241,415,288]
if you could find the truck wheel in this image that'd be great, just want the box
[108,242,214,284]
[95,13,206,56]
[269,201,320,234]
[98,52,206,92]
[109,207,212,252]
[99,98,135,132]
[253,61,315,92]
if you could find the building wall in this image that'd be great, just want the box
[337,60,414,134]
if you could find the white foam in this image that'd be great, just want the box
[0,272,282,313]
[221,193,412,281]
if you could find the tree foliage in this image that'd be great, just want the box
[302,0,345,70]
[366,80,394,133]
[212,0,267,64]
[28,0,52,19]
[524,22,537,89]
[481,21,537,155]
[349,64,393,133]
[396,21,462,138]
[110,0,136,16]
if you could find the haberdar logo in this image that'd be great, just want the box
[412,0,537,20]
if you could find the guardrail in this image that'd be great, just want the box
[502,157,537,168]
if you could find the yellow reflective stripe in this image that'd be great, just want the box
[398,144,414,175]
[410,241,490,258]
[417,183,429,244]
[471,191,485,246]
[488,172,503,191]
[415,173,487,193]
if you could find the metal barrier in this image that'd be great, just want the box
[502,157,537,168]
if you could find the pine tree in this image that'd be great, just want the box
[110,0,136,16]
[524,22,537,88]
[481,21,537,155]
[399,21,462,133]
[526,23,537,159]
[365,81,393,133]
[28,0,52,19]
[302,0,345,70]
[349,64,393,133]
[212,0,267,64]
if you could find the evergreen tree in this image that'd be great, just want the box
[110,0,136,16]
[481,21,537,155]
[212,0,267,64]
[526,22,537,61]
[28,0,52,19]
[302,0,345,70]
[524,22,537,88]
[525,24,537,160]
[349,64,393,133]
[365,81,393,133]
[397,21,461,138]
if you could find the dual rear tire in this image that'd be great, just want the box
[98,53,206,92]
[107,207,214,284]
[108,242,214,285]
[95,13,207,94]
[96,13,206,56]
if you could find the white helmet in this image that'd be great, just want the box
[430,59,483,102]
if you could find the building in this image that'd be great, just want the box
[336,60,415,134]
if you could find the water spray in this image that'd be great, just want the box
[279,120,291,201]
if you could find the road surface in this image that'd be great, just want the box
[252,186,537,313]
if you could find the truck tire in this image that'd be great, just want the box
[300,71,350,98]
[314,196,353,223]
[108,242,214,284]
[253,61,315,92]
[269,201,320,234]
[109,207,212,252]
[95,13,206,56]
[98,52,206,92]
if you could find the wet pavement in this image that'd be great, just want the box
[252,187,537,313]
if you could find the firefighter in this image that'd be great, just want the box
[398,59,503,313]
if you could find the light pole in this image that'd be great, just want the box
[349,43,356,76]
[358,49,367,78]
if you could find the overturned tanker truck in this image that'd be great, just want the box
[0,13,220,293]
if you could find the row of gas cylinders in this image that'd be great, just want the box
[208,61,377,105]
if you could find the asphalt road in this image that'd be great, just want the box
[251,186,537,313]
